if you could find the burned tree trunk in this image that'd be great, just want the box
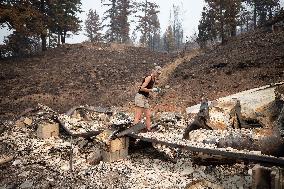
[183,99,212,139]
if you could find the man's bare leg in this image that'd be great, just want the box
[145,109,151,130]
[133,106,143,125]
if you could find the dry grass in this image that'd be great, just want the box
[158,49,200,86]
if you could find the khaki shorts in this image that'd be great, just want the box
[135,93,150,109]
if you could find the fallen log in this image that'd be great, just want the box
[128,133,284,166]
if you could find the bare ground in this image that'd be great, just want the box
[0,29,284,119]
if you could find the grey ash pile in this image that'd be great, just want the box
[0,104,279,189]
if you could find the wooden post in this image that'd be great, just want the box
[102,137,129,162]
[252,165,283,189]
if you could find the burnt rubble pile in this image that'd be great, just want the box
[180,85,284,157]
[0,104,252,189]
[139,127,282,159]
[0,103,283,188]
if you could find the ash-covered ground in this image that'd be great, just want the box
[0,105,275,189]
[1,29,284,189]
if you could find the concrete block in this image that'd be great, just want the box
[23,117,32,126]
[110,138,124,152]
[119,148,128,157]
[102,137,129,162]
[37,122,59,139]
[109,137,129,152]
[102,149,128,162]
[102,150,120,162]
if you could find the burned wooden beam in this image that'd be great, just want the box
[252,165,284,189]
[116,122,145,137]
[128,134,284,166]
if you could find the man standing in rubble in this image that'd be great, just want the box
[133,66,162,131]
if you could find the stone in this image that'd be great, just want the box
[19,180,33,189]
[98,113,110,123]
[23,118,32,126]
[248,169,253,175]
[180,167,194,176]
[72,110,82,119]
[37,122,59,139]
[18,171,30,177]
[15,119,25,128]
[87,149,102,165]
[60,163,69,171]
[12,159,22,166]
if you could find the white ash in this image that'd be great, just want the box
[1,107,277,189]
[110,111,133,126]
[78,154,252,189]
[58,114,106,134]
[59,110,134,135]
[138,128,276,157]
[152,143,178,160]
[1,114,253,189]
[155,112,187,130]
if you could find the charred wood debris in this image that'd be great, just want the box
[1,86,284,188]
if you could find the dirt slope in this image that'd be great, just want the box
[0,43,175,119]
[156,30,284,111]
[0,30,283,119]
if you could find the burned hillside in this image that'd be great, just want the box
[0,43,174,120]
[1,29,284,189]
[1,30,284,119]
[159,30,284,110]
